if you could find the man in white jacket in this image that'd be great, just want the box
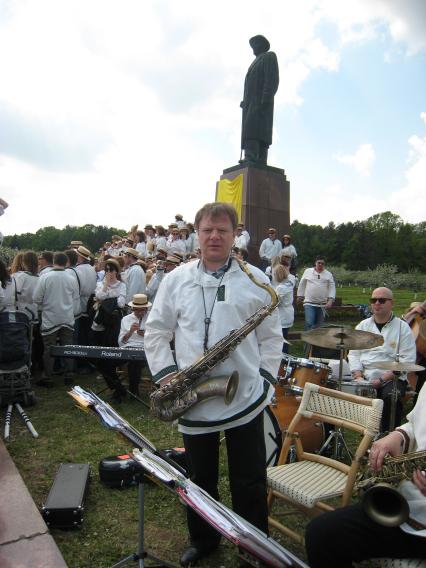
[348,287,416,432]
[33,252,79,386]
[305,382,426,566]
[145,202,282,567]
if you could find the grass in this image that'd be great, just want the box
[5,286,424,568]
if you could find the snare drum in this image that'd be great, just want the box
[340,380,376,398]
[286,357,330,394]
[263,406,282,467]
[269,385,324,454]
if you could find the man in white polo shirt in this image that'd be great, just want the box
[297,256,335,331]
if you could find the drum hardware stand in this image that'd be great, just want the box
[318,337,352,461]
[111,472,177,568]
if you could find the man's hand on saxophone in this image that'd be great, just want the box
[369,431,404,471]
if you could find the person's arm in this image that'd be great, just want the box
[325,272,336,308]
[144,276,178,384]
[296,270,307,302]
[259,240,266,258]
[255,296,283,382]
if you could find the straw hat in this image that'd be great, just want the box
[104,259,121,273]
[127,293,152,309]
[125,248,139,259]
[76,246,92,261]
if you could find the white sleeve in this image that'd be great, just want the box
[144,277,178,382]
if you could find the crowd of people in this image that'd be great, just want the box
[0,203,425,566]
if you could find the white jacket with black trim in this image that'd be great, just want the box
[144,259,283,434]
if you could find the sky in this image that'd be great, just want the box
[0,0,425,236]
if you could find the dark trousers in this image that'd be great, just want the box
[305,503,426,568]
[182,410,268,550]
[378,379,407,432]
[282,328,289,354]
[42,327,74,379]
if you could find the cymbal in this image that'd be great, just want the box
[363,361,425,372]
[301,327,384,350]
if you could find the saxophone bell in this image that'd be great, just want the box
[194,371,239,405]
[361,483,409,527]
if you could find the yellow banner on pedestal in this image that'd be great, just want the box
[216,174,243,221]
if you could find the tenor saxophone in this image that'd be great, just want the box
[150,258,279,422]
[356,450,426,527]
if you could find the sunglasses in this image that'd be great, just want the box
[370,298,391,304]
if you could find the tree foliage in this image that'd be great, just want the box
[291,212,426,272]
[3,224,127,254]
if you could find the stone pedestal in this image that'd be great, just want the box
[219,163,290,266]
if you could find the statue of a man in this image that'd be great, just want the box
[240,35,279,165]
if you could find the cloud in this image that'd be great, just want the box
[318,0,426,54]
[336,143,376,177]
[420,112,426,124]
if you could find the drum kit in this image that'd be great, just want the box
[267,325,425,464]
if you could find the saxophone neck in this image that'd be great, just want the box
[235,257,279,312]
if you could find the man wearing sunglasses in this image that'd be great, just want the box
[348,287,416,432]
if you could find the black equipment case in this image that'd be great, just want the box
[41,463,90,528]
[99,454,139,488]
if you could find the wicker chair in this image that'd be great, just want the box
[267,382,383,544]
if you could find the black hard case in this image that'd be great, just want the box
[41,463,90,528]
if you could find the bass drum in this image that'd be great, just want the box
[263,406,282,467]
[269,384,324,454]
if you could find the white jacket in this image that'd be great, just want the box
[274,278,295,328]
[145,259,283,434]
[11,271,39,321]
[124,263,146,303]
[33,269,79,334]
[348,316,416,381]
[397,383,426,536]
[75,262,97,317]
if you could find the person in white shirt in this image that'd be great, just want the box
[33,252,79,386]
[237,222,250,246]
[37,251,54,278]
[174,214,186,228]
[75,246,97,371]
[233,225,248,252]
[123,248,146,303]
[281,234,297,275]
[118,293,151,396]
[91,258,127,401]
[272,264,295,353]
[348,287,416,432]
[166,228,187,257]
[305,382,426,567]
[12,251,39,322]
[297,256,335,331]
[259,227,282,272]
[0,259,13,309]
[134,230,147,257]
[145,202,282,567]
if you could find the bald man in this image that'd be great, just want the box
[348,287,416,432]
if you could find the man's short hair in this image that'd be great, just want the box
[53,252,68,267]
[64,249,78,266]
[194,202,238,230]
[315,255,325,262]
[39,251,54,264]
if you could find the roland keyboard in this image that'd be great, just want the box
[50,345,146,361]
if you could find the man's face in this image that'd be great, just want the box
[198,214,235,267]
[268,230,276,240]
[315,259,325,273]
[370,288,394,318]
[281,255,291,267]
[133,307,147,319]
[124,254,134,267]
